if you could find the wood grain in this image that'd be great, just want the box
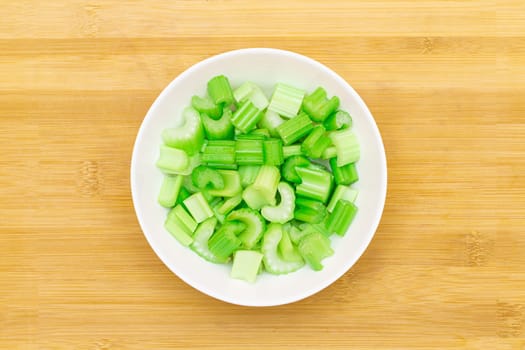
[1,1,524,349]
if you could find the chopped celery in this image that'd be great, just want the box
[238,165,261,188]
[329,129,360,167]
[158,175,184,208]
[206,170,241,197]
[242,165,280,209]
[288,223,311,245]
[301,125,331,158]
[201,108,235,140]
[231,100,263,133]
[282,145,303,158]
[324,110,352,131]
[207,75,234,105]
[294,197,327,224]
[295,166,334,203]
[210,197,226,223]
[278,228,303,263]
[268,83,305,118]
[235,138,264,165]
[233,82,269,110]
[262,223,305,274]
[165,205,198,246]
[281,155,311,183]
[183,192,214,223]
[258,110,285,137]
[327,185,358,212]
[329,158,358,186]
[263,138,284,166]
[190,218,229,263]
[321,146,338,159]
[191,95,222,120]
[226,208,266,249]
[276,112,314,145]
[162,107,205,156]
[208,221,244,260]
[217,194,243,215]
[168,205,198,234]
[164,218,193,247]
[231,250,264,283]
[302,87,340,122]
[261,182,295,224]
[326,199,358,236]
[202,140,236,168]
[156,145,189,175]
[250,128,271,138]
[298,232,334,271]
[192,165,224,190]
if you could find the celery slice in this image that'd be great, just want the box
[294,197,327,224]
[282,145,303,158]
[238,165,261,188]
[261,182,295,224]
[233,82,269,110]
[262,223,305,275]
[268,83,305,118]
[321,146,338,160]
[301,125,331,158]
[208,221,244,260]
[190,218,229,263]
[278,228,303,263]
[326,199,358,236]
[263,138,284,166]
[227,208,266,249]
[156,145,190,175]
[201,109,235,140]
[217,194,243,215]
[302,87,340,122]
[258,110,285,137]
[202,140,236,168]
[162,107,205,156]
[192,165,224,190]
[295,166,334,203]
[231,250,264,283]
[329,129,360,167]
[183,192,214,223]
[329,158,358,186]
[324,110,352,131]
[207,75,234,105]
[276,112,314,145]
[158,175,183,208]
[298,232,334,271]
[231,100,264,133]
[235,138,264,165]
[191,95,222,120]
[206,170,241,197]
[281,155,310,183]
[242,165,280,209]
[327,185,358,212]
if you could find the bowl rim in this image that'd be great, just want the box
[130,47,387,306]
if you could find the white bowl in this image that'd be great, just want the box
[131,48,387,307]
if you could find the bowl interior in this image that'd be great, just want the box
[131,48,387,306]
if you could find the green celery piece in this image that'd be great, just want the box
[327,185,358,212]
[281,155,311,183]
[176,187,191,205]
[262,223,305,274]
[295,166,334,203]
[329,129,360,167]
[231,250,264,283]
[201,108,235,140]
[329,158,359,186]
[233,82,269,110]
[207,170,242,197]
[190,217,229,263]
[324,110,352,131]
[156,145,190,175]
[235,138,264,165]
[282,145,303,158]
[231,100,264,134]
[202,140,236,168]
[207,75,234,105]
[162,107,205,156]
[298,232,334,271]
[164,217,193,247]
[276,111,314,145]
[191,95,222,120]
[250,128,271,138]
[267,83,305,118]
[326,199,358,236]
[278,228,304,263]
[261,182,295,224]
[263,138,284,166]
[183,192,214,223]
[301,125,331,158]
[192,165,225,191]
[258,110,285,137]
[210,197,226,223]
[167,205,198,234]
[226,208,266,249]
[158,175,184,208]
[302,87,340,122]
[238,165,261,188]
[287,222,311,245]
[241,165,280,209]
[217,194,243,215]
[208,221,244,260]
[321,146,338,159]
[294,197,327,224]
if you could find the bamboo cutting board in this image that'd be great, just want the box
[1,1,524,349]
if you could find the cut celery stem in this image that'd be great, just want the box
[258,110,285,137]
[263,138,284,166]
[235,138,264,165]
[183,192,214,223]
[301,125,331,158]
[327,185,358,212]
[298,232,334,271]
[162,107,205,156]
[278,228,303,263]
[295,166,334,203]
[231,250,264,283]
[207,75,234,105]
[201,108,235,140]
[276,112,314,145]
[302,87,340,122]
[227,208,266,249]
[261,182,295,224]
[321,146,338,159]
[262,223,305,274]
[158,175,184,208]
[238,165,261,188]
[192,165,225,190]
[208,221,243,260]
[242,165,280,209]
[326,199,358,236]
[191,95,222,120]
[231,100,263,134]
[324,110,352,131]
[329,129,360,167]
[190,217,228,263]
[206,170,242,197]
[233,82,269,110]
[217,194,243,215]
[282,145,303,158]
[281,155,311,183]
[202,140,236,168]
[156,145,189,175]
[330,158,359,186]
[267,83,305,118]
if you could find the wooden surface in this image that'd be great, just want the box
[1,1,524,349]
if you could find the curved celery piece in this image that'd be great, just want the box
[261,182,295,224]
[262,223,305,275]
[298,232,334,271]
[226,208,266,249]
[207,170,242,197]
[190,218,229,263]
[162,107,205,156]
[192,166,224,191]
